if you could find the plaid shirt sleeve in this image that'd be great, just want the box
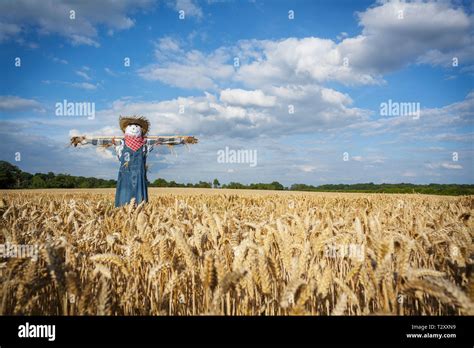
[87,138,120,146]
[146,137,186,146]
[142,137,184,156]
[80,136,185,146]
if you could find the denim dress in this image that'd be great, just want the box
[114,143,149,207]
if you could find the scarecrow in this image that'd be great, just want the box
[70,115,198,207]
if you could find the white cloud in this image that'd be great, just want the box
[339,1,473,73]
[0,21,21,41]
[140,1,473,91]
[348,92,474,138]
[139,40,234,90]
[347,155,386,164]
[402,171,417,177]
[441,163,463,170]
[0,0,153,46]
[76,70,91,81]
[95,147,115,160]
[51,56,68,64]
[104,67,118,77]
[0,95,44,112]
[295,165,317,173]
[169,0,203,19]
[336,32,349,41]
[156,36,181,52]
[220,89,276,107]
[69,35,100,48]
[235,37,380,87]
[41,79,100,90]
[93,83,368,139]
[426,162,464,170]
[433,133,473,143]
[70,82,98,90]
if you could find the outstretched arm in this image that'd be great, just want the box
[70,136,122,147]
[145,136,198,146]
[70,136,123,160]
[71,135,198,147]
[145,136,198,156]
[70,135,198,158]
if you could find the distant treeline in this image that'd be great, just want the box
[150,178,213,189]
[0,161,472,195]
[0,161,116,188]
[289,183,474,196]
[151,179,285,191]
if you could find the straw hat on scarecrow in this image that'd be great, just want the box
[119,115,150,135]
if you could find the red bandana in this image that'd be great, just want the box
[124,135,145,152]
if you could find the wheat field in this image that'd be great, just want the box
[0,188,473,315]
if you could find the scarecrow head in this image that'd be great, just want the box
[119,115,150,137]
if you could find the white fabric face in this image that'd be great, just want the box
[125,124,142,137]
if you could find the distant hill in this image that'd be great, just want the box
[0,161,472,195]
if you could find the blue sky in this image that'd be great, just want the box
[0,0,472,185]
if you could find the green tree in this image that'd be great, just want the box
[32,175,46,188]
[0,161,22,188]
